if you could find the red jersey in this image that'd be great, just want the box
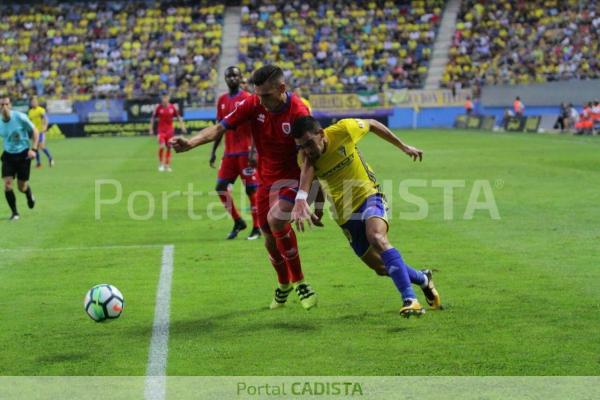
[217,90,253,155]
[221,93,310,186]
[153,103,180,135]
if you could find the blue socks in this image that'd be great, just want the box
[35,149,53,165]
[381,248,424,300]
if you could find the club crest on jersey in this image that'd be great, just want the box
[282,122,291,134]
[337,146,347,157]
[257,113,265,123]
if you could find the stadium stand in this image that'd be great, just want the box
[0,1,224,105]
[441,0,600,90]
[238,0,445,93]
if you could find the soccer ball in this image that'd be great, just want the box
[84,284,124,322]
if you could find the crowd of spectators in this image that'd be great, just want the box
[238,0,444,94]
[0,1,223,105]
[442,0,600,91]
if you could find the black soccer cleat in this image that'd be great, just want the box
[247,227,261,240]
[226,218,247,240]
[27,194,35,209]
[420,269,442,309]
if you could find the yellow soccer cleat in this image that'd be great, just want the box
[421,269,443,309]
[294,282,317,310]
[269,285,293,309]
[400,298,425,318]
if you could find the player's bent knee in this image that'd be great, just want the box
[267,212,287,232]
[367,232,390,253]
[215,182,229,192]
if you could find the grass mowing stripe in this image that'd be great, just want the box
[145,245,174,400]
[0,244,165,253]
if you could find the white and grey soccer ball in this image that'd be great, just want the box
[84,284,124,322]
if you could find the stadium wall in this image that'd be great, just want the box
[481,80,600,107]
[388,107,464,129]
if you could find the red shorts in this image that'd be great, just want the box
[158,132,174,147]
[575,120,593,129]
[217,155,259,187]
[255,184,297,231]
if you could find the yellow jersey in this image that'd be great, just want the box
[300,97,312,113]
[28,106,47,132]
[310,118,380,225]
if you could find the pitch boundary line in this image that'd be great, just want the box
[144,244,175,400]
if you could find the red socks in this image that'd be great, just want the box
[218,191,241,220]
[248,190,259,228]
[273,224,304,283]
[266,246,289,285]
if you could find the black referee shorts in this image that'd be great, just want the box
[1,150,32,181]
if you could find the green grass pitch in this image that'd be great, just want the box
[1,130,599,376]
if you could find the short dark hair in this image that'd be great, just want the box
[225,66,241,76]
[291,116,321,139]
[249,65,283,86]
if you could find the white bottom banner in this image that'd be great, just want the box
[0,377,598,400]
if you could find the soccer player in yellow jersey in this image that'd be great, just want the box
[290,116,442,317]
[293,87,311,112]
[28,97,54,168]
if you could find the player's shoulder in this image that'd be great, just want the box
[14,110,33,124]
[325,118,368,138]
[14,110,29,119]
[218,92,229,102]
[236,93,259,109]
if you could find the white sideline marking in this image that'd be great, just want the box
[0,244,164,253]
[144,245,174,400]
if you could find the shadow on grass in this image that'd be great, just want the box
[243,321,320,333]
[36,352,90,363]
[126,307,270,337]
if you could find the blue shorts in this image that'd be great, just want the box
[340,194,388,257]
[38,132,46,144]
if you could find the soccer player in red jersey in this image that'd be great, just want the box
[171,65,317,310]
[149,94,187,172]
[209,66,260,240]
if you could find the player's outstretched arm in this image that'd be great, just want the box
[42,113,48,133]
[248,138,257,168]
[292,158,322,232]
[170,123,226,153]
[28,127,39,159]
[177,115,187,134]
[367,119,423,161]
[209,134,223,168]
